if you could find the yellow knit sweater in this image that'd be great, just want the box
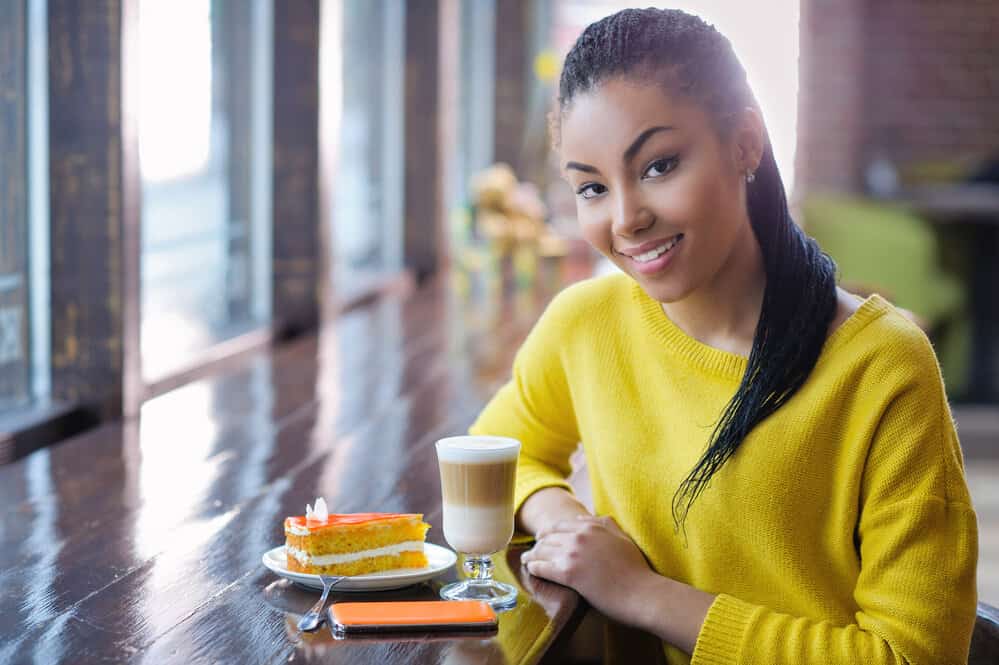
[470,273,978,665]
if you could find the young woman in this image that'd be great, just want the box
[469,8,978,664]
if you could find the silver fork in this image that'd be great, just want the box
[297,575,345,632]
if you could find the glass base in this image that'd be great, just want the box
[440,579,518,610]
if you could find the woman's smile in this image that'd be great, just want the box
[616,234,684,275]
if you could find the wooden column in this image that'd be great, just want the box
[493,0,529,174]
[403,0,454,282]
[48,0,139,418]
[0,1,30,410]
[403,0,443,281]
[272,0,321,337]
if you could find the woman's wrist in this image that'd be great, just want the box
[516,486,589,535]
[632,573,716,655]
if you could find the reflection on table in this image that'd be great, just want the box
[0,268,595,664]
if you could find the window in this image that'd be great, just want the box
[138,0,273,382]
[0,0,49,415]
[328,0,406,294]
[452,0,496,214]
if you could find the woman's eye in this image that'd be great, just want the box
[643,157,679,179]
[576,183,607,200]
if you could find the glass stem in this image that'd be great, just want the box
[463,554,494,585]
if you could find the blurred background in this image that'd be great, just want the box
[1,0,997,604]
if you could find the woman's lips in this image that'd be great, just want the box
[621,234,683,275]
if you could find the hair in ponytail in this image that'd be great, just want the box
[557,8,838,531]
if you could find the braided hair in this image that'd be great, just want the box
[557,8,838,531]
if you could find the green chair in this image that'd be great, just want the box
[802,195,969,395]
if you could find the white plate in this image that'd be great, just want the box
[261,543,457,592]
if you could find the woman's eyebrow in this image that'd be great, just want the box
[623,126,674,163]
[564,161,599,174]
[563,126,674,175]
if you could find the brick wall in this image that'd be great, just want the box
[795,0,999,195]
[795,0,868,195]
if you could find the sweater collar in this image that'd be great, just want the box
[632,280,891,381]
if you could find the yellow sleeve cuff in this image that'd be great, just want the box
[690,594,757,665]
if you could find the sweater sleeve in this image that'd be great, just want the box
[469,288,583,518]
[691,331,979,665]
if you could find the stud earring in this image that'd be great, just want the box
[745,170,756,184]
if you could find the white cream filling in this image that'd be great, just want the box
[286,541,424,566]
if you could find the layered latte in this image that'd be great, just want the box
[436,436,519,555]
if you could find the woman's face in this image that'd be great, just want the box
[559,77,758,304]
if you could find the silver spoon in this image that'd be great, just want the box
[297,575,344,632]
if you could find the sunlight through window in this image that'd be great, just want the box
[138,0,213,182]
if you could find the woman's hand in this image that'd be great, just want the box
[521,515,658,627]
[516,486,590,534]
[520,514,716,655]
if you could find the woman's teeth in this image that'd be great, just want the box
[633,235,682,263]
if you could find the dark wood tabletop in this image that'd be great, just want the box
[0,272,590,664]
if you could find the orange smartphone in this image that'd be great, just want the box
[328,600,498,635]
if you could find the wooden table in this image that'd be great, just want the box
[899,184,999,403]
[0,276,588,664]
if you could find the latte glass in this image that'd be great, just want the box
[436,435,520,609]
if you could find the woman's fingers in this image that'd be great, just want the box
[522,557,566,584]
[535,513,605,539]
[522,531,585,585]
[524,531,573,559]
[522,541,573,585]
[598,514,625,536]
[525,515,637,579]
[535,518,578,540]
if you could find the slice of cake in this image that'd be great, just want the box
[284,498,430,576]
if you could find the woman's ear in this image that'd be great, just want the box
[731,106,765,175]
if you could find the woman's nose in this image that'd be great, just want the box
[611,191,654,238]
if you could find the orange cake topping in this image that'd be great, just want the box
[285,513,426,531]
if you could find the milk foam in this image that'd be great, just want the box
[441,503,515,554]
[436,436,520,463]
